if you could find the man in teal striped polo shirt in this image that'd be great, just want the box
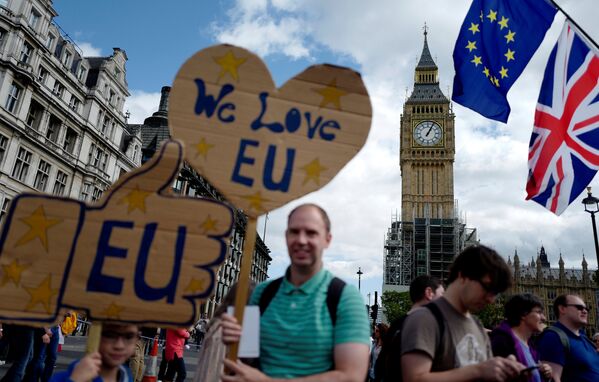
[221,203,370,381]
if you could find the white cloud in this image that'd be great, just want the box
[214,0,599,294]
[75,41,102,57]
[125,90,161,124]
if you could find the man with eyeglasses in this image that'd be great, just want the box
[399,245,526,382]
[50,323,138,382]
[537,294,599,382]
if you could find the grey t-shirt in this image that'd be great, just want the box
[400,297,492,371]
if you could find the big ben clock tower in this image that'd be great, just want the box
[400,28,455,222]
[383,27,472,290]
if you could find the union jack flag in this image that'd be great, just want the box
[526,21,599,215]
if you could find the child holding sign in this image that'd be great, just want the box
[50,323,137,382]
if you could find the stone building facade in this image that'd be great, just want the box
[0,0,141,226]
[132,86,271,318]
[509,246,597,330]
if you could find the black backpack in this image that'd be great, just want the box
[376,302,445,382]
[258,276,346,325]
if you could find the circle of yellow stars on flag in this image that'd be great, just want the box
[466,8,517,88]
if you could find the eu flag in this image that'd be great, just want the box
[452,0,557,123]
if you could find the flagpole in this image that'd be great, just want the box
[549,0,599,50]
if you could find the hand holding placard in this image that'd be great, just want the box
[0,140,233,327]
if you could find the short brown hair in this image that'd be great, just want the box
[288,203,331,232]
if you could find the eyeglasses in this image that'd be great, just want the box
[101,330,139,344]
[565,304,591,312]
[476,279,499,295]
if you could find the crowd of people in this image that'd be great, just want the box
[1,203,599,382]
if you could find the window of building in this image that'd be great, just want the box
[33,159,51,191]
[77,66,87,81]
[91,186,102,202]
[45,33,55,51]
[114,66,121,79]
[26,100,44,130]
[62,51,72,67]
[68,95,80,113]
[12,147,32,182]
[0,197,11,225]
[52,82,64,98]
[0,134,8,165]
[0,28,7,49]
[109,121,116,139]
[46,117,61,143]
[52,170,67,196]
[0,0,8,8]
[108,90,115,106]
[102,116,110,135]
[5,82,22,114]
[19,41,33,64]
[80,183,90,201]
[92,147,103,168]
[547,289,557,300]
[63,128,77,154]
[37,66,48,84]
[28,9,41,31]
[100,153,108,171]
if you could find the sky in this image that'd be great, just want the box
[53,0,599,303]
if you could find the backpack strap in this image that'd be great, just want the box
[259,276,346,326]
[543,326,570,355]
[326,277,346,326]
[258,277,284,315]
[424,302,445,360]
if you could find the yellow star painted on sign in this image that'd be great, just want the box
[24,274,58,313]
[301,158,328,186]
[313,79,348,110]
[184,278,205,294]
[499,66,509,79]
[1,259,29,286]
[483,67,490,78]
[102,302,125,319]
[241,191,269,213]
[471,55,482,67]
[486,9,497,22]
[195,138,214,160]
[214,51,247,82]
[505,48,515,62]
[505,30,516,43]
[200,215,218,233]
[468,23,480,34]
[479,11,483,21]
[15,206,61,252]
[492,76,500,87]
[119,185,152,214]
[465,41,477,52]
[498,16,509,30]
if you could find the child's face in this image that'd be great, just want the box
[99,324,139,368]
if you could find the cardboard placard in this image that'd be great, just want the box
[169,44,372,217]
[0,140,233,327]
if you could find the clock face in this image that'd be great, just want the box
[414,121,443,146]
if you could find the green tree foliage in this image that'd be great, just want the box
[381,290,412,323]
[476,300,505,329]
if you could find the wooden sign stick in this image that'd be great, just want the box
[228,217,257,361]
[85,322,102,354]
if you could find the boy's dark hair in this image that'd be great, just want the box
[553,294,574,319]
[447,244,512,294]
[409,275,442,303]
[504,293,544,327]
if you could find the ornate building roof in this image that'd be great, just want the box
[406,28,448,105]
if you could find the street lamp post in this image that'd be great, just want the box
[582,186,599,286]
[357,267,363,291]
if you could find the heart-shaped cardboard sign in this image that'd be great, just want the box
[169,44,372,217]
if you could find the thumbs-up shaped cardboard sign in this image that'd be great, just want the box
[169,44,372,217]
[0,140,233,327]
